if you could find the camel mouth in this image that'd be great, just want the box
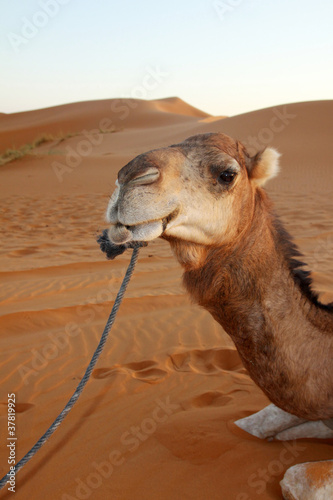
[161,208,180,232]
[108,209,179,246]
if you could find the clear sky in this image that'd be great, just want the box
[1,0,332,116]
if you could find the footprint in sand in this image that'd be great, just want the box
[181,389,249,411]
[124,360,168,383]
[169,347,245,374]
[93,360,167,384]
[9,247,39,257]
[15,403,35,413]
[186,391,233,408]
[0,402,34,416]
[91,367,120,379]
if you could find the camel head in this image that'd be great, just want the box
[106,133,280,264]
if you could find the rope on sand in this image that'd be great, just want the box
[0,246,140,491]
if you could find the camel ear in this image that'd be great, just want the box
[247,148,280,186]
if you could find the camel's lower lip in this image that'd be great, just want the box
[108,219,164,245]
[108,209,179,245]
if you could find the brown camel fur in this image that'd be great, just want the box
[173,183,333,421]
[104,132,333,498]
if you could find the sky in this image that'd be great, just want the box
[1,0,332,116]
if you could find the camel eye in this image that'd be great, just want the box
[218,169,236,184]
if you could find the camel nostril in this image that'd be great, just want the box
[128,167,160,186]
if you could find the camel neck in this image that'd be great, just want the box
[181,189,333,419]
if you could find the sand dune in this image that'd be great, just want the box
[0,98,332,499]
[0,97,210,152]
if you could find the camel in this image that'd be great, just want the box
[103,133,333,498]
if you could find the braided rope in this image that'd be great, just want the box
[0,246,140,490]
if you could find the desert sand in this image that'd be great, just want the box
[0,97,332,499]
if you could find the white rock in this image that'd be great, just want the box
[280,460,333,500]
